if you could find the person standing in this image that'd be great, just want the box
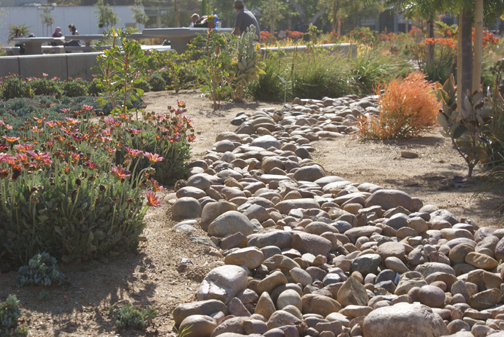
[232,0,260,39]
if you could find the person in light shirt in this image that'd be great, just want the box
[189,13,200,27]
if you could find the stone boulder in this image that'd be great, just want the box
[362,302,449,337]
[208,211,255,237]
[197,265,248,303]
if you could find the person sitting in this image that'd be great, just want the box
[52,26,63,37]
[97,23,105,35]
[64,24,80,47]
[189,13,199,28]
[232,0,260,39]
[13,28,25,54]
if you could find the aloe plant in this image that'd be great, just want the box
[436,75,493,177]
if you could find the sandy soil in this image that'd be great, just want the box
[0,90,502,336]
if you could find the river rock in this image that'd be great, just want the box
[291,232,332,256]
[337,276,368,307]
[302,294,342,317]
[197,265,248,303]
[362,302,449,337]
[208,211,255,237]
[172,197,202,220]
[201,202,237,231]
[224,247,264,270]
[174,300,229,325]
[180,314,217,337]
[351,254,381,275]
[365,189,415,211]
[293,165,326,182]
[418,285,445,308]
[255,292,276,319]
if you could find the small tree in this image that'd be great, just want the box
[259,0,285,35]
[130,0,149,28]
[94,0,119,30]
[40,7,55,37]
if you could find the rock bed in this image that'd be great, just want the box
[165,96,504,337]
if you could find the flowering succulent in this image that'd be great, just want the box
[0,101,195,266]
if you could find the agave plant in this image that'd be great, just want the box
[436,75,493,177]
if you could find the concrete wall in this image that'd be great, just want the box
[0,52,101,79]
[0,6,144,45]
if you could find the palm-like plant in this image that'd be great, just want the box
[7,24,31,43]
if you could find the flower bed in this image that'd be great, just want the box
[0,102,195,266]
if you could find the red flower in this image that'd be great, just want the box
[86,161,99,169]
[145,190,161,207]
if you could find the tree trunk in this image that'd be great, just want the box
[287,0,305,23]
[270,18,274,35]
[405,18,408,34]
[427,13,434,67]
[332,0,336,32]
[457,10,474,111]
[174,0,179,27]
[473,0,484,93]
[202,0,207,16]
[309,8,327,25]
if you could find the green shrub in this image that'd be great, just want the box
[62,80,88,97]
[1,76,33,100]
[29,78,62,98]
[114,304,158,329]
[133,78,152,92]
[0,295,26,335]
[249,53,285,102]
[17,253,65,287]
[148,73,166,92]
[351,49,410,94]
[291,51,355,99]
[87,79,104,96]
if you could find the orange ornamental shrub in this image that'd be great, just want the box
[357,71,441,139]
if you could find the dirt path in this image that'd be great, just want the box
[0,90,502,336]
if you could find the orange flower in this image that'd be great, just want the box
[145,190,161,207]
[144,152,164,163]
[150,178,165,192]
[111,165,131,179]
[2,136,19,143]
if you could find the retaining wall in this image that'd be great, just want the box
[0,52,101,80]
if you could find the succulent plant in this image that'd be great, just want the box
[17,253,65,287]
[226,25,266,103]
[436,75,492,177]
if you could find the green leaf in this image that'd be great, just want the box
[136,88,144,96]
[453,125,467,139]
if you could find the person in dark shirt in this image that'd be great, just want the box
[232,0,260,39]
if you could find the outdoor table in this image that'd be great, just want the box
[13,37,65,55]
[141,28,233,53]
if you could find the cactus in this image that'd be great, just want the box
[436,75,492,177]
[226,25,265,103]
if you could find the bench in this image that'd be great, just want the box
[1,46,20,55]
[64,45,111,53]
[41,45,65,54]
